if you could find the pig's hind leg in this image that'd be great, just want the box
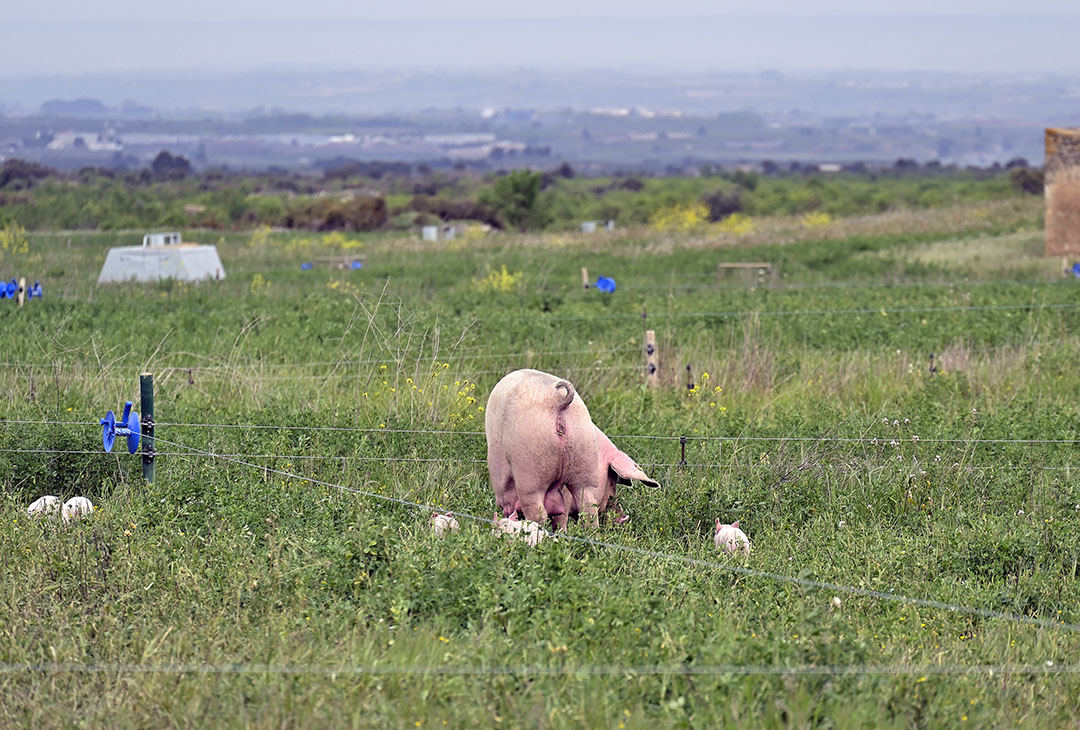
[513,476,551,526]
[544,487,568,530]
[489,454,518,518]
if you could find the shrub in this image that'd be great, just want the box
[409,195,499,226]
[701,187,743,221]
[0,220,30,261]
[471,265,524,294]
[285,196,388,231]
[479,170,547,231]
[716,213,755,234]
[801,211,833,228]
[1009,167,1044,195]
[649,202,709,231]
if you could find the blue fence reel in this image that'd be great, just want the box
[350,260,364,269]
[3,279,16,299]
[594,276,617,293]
[1072,262,1080,278]
[100,400,141,454]
[301,262,313,270]
[29,281,42,299]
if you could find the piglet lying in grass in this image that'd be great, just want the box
[521,520,545,547]
[27,495,61,518]
[492,514,546,547]
[714,519,751,556]
[430,513,459,537]
[61,496,94,524]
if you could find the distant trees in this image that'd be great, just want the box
[318,158,411,180]
[151,151,192,180]
[0,154,1042,234]
[0,159,56,190]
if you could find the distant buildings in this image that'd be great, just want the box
[46,131,122,152]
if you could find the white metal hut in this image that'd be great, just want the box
[97,231,226,284]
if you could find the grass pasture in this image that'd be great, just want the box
[3,197,1080,728]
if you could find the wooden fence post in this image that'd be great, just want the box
[581,267,589,290]
[645,330,659,388]
[16,277,25,307]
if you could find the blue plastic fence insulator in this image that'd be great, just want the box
[301,262,313,270]
[1072,262,1080,278]
[350,260,364,269]
[594,276,617,293]
[100,400,141,454]
[100,410,115,452]
[3,279,16,299]
[29,281,42,299]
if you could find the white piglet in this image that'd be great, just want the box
[492,513,526,537]
[714,519,751,556]
[430,513,459,537]
[62,496,95,523]
[28,495,62,518]
[521,519,545,547]
[492,514,546,546]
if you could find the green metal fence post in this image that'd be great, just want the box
[140,372,155,483]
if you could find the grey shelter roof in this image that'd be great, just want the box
[97,244,226,284]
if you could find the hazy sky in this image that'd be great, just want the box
[3,1,1080,75]
[7,0,1080,21]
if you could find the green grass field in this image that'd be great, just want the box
[3,196,1080,728]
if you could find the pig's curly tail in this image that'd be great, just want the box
[555,381,575,410]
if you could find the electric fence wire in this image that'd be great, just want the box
[483,301,1080,323]
[2,446,1080,474]
[0,661,1072,677]
[612,276,1080,293]
[3,419,1080,445]
[0,338,1066,373]
[0,349,634,370]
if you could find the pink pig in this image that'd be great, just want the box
[714,519,751,556]
[485,369,659,529]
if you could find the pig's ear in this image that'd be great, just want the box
[609,451,660,488]
[715,517,722,531]
[732,520,739,529]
